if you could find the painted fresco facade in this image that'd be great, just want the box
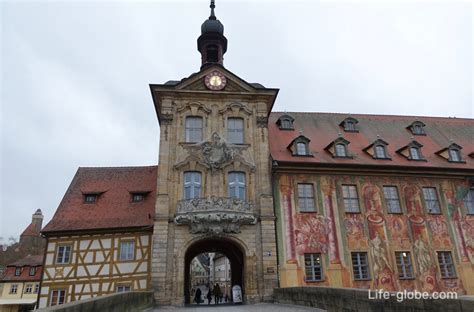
[274,172,474,294]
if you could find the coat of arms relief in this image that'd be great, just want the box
[173,132,257,233]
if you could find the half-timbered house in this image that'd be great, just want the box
[38,166,156,308]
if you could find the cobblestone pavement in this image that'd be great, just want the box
[144,303,325,311]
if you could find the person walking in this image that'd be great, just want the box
[213,283,221,305]
[194,287,202,304]
[206,288,212,305]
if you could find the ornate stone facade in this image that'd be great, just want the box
[150,65,279,305]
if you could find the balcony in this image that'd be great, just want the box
[174,196,257,234]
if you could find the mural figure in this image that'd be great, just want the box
[414,239,433,273]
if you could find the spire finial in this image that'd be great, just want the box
[210,0,216,20]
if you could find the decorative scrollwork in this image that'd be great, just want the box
[174,196,257,234]
[256,116,268,128]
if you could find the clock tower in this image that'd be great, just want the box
[150,1,279,305]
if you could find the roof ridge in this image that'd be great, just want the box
[271,111,473,121]
[78,165,158,170]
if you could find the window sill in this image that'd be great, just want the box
[345,211,362,214]
[440,276,458,280]
[448,160,466,164]
[305,279,325,283]
[299,210,318,214]
[292,154,314,157]
[387,211,403,215]
[398,277,415,280]
[354,278,371,281]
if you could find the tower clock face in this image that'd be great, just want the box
[204,71,227,90]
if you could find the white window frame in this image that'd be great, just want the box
[304,253,323,282]
[119,240,135,261]
[298,183,316,212]
[342,185,360,213]
[437,251,456,278]
[24,284,33,294]
[183,171,202,200]
[227,117,244,144]
[185,116,203,143]
[10,284,18,294]
[352,252,370,280]
[50,289,66,306]
[422,187,441,214]
[383,186,401,213]
[228,172,246,200]
[116,285,132,293]
[335,144,347,157]
[410,147,421,160]
[395,252,414,279]
[56,245,72,264]
[464,188,474,215]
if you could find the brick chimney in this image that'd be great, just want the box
[32,209,43,232]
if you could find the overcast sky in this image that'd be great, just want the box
[0,1,472,239]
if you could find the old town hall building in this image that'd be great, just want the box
[38,2,474,308]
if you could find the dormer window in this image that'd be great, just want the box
[397,141,425,161]
[276,114,295,130]
[335,144,347,157]
[325,137,351,158]
[340,117,359,132]
[288,135,312,156]
[15,267,21,276]
[131,192,147,203]
[407,121,426,135]
[84,194,98,203]
[363,138,391,160]
[436,143,464,163]
[29,267,36,276]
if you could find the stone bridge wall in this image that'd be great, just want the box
[35,291,153,312]
[273,287,474,312]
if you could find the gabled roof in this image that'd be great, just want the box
[269,112,474,171]
[150,65,279,124]
[42,166,157,235]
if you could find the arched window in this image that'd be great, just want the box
[335,144,347,157]
[281,119,292,129]
[410,147,421,160]
[228,172,246,200]
[296,142,308,155]
[184,171,202,199]
[206,45,218,63]
[449,148,461,162]
[185,116,203,142]
[277,114,295,130]
[412,125,423,135]
[374,145,387,159]
[227,118,244,144]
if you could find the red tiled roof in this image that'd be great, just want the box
[20,223,40,237]
[269,112,474,170]
[1,255,43,282]
[42,166,157,234]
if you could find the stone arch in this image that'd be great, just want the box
[182,235,248,304]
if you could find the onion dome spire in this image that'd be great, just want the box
[198,0,227,68]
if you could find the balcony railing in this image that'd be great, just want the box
[176,196,253,214]
[174,196,257,234]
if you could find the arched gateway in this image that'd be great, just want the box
[184,237,245,304]
[149,1,279,306]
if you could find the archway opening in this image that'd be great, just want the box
[184,237,244,305]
